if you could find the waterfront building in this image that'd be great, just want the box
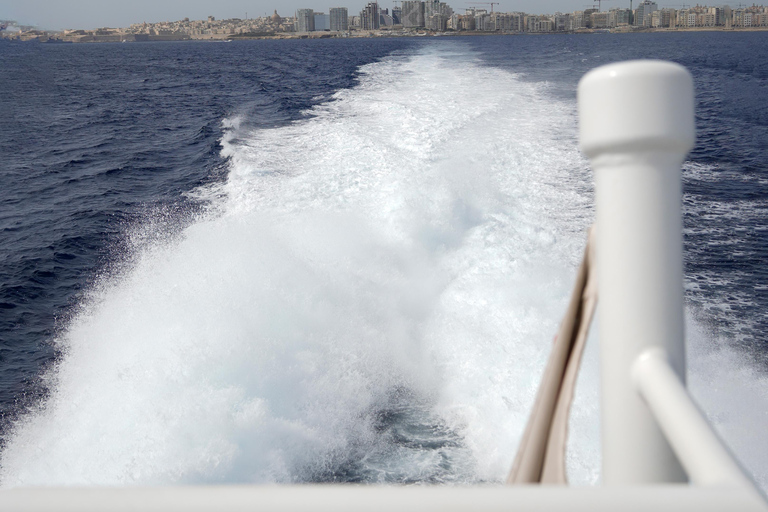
[527,15,554,32]
[591,11,610,28]
[456,14,475,30]
[651,9,660,27]
[608,8,632,26]
[475,12,493,30]
[330,7,349,31]
[314,12,330,30]
[651,9,671,27]
[732,5,768,28]
[553,12,569,31]
[426,13,447,30]
[425,0,454,21]
[677,9,696,27]
[709,6,727,26]
[697,11,716,27]
[401,1,425,27]
[360,2,380,30]
[733,9,753,27]
[495,12,525,31]
[392,6,402,24]
[296,9,315,32]
[571,10,587,29]
[634,0,658,26]
[582,8,598,27]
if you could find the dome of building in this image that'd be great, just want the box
[271,10,281,23]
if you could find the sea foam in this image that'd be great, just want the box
[1,41,764,491]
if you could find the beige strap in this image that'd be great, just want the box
[507,226,598,485]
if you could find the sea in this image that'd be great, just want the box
[0,32,766,489]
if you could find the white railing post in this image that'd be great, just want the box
[578,60,696,485]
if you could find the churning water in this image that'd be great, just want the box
[0,35,766,489]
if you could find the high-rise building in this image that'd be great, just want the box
[634,0,658,26]
[402,1,425,28]
[296,9,315,32]
[330,7,349,31]
[314,12,330,30]
[424,0,454,21]
[392,6,403,24]
[426,13,447,30]
[360,2,380,29]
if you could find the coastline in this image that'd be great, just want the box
[4,25,767,44]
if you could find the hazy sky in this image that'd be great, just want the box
[0,0,638,30]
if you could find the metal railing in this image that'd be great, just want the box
[0,60,765,512]
[580,59,759,493]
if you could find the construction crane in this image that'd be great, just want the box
[466,2,499,13]
[587,0,612,11]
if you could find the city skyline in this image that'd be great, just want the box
[6,0,644,30]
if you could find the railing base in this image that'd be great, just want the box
[0,485,766,512]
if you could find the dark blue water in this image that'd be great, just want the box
[0,33,766,482]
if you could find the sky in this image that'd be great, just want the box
[0,0,637,31]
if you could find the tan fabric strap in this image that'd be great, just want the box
[507,226,598,485]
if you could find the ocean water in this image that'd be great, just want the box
[0,33,766,488]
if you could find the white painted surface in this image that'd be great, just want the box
[632,348,754,489]
[578,60,695,484]
[0,486,766,512]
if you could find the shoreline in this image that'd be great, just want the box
[4,25,767,44]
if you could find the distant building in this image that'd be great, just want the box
[475,12,493,31]
[527,15,553,32]
[582,8,597,27]
[608,8,632,26]
[634,0,658,26]
[457,13,475,30]
[425,1,454,22]
[314,12,330,30]
[360,2,380,30]
[572,10,586,29]
[591,10,610,28]
[330,7,349,31]
[392,6,403,24]
[402,1,425,28]
[652,8,675,27]
[296,9,315,32]
[553,12,570,31]
[676,9,696,27]
[425,13,445,30]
